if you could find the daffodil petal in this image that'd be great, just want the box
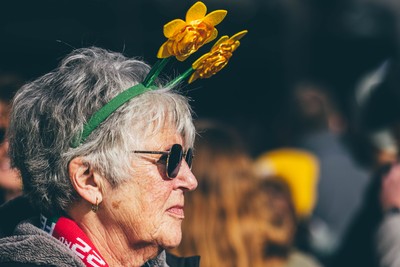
[203,10,227,26]
[192,53,210,69]
[186,1,207,22]
[163,19,187,38]
[157,42,172,58]
[176,54,191,62]
[188,72,199,84]
[212,35,229,48]
[230,30,248,41]
[233,41,241,50]
[204,28,218,44]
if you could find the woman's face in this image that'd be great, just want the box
[101,127,197,249]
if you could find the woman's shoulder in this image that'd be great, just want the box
[0,220,85,267]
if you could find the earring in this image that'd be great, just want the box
[91,197,99,212]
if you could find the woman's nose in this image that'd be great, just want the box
[175,161,198,191]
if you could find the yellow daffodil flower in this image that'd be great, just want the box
[188,30,247,83]
[157,1,227,61]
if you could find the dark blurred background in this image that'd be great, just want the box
[1,0,399,156]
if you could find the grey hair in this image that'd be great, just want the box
[8,47,196,214]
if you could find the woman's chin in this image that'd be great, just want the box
[160,228,182,249]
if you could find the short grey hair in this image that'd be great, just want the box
[8,47,196,214]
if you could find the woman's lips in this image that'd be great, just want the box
[167,205,184,219]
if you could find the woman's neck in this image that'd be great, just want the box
[68,204,161,267]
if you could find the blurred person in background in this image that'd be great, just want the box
[350,60,399,170]
[240,177,322,267]
[363,59,400,267]
[171,119,256,267]
[330,59,400,267]
[254,148,320,220]
[278,82,369,265]
[376,162,400,267]
[172,119,322,267]
[0,73,23,205]
[253,148,322,265]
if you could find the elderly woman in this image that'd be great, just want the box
[0,47,199,267]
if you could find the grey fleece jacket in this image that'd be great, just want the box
[0,218,171,267]
[0,219,85,266]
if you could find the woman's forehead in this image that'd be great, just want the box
[131,115,193,148]
[141,128,184,148]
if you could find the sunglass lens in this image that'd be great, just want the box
[0,128,5,144]
[185,148,193,169]
[167,144,183,178]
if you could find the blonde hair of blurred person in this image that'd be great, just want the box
[0,73,23,204]
[240,178,295,267]
[240,177,322,267]
[171,120,257,267]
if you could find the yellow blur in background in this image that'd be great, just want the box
[254,148,320,219]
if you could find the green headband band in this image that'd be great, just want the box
[71,83,157,148]
[71,1,247,148]
[71,57,172,148]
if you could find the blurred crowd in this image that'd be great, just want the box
[3,0,400,266]
[165,56,400,266]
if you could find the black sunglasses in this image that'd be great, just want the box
[0,128,4,144]
[134,144,193,178]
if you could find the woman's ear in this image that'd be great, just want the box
[68,157,103,205]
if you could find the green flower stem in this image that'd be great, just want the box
[166,67,195,88]
[143,57,171,88]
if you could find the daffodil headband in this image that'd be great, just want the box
[71,1,247,148]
